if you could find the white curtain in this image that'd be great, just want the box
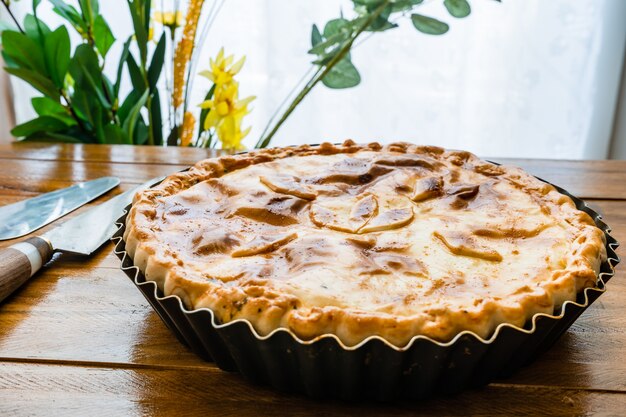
[610,58,626,159]
[0,58,14,143]
[5,0,626,159]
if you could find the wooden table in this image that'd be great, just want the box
[0,142,624,416]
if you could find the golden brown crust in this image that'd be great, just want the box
[124,140,607,347]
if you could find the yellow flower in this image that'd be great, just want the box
[217,113,251,151]
[199,48,246,86]
[197,49,254,150]
[199,82,255,150]
[154,11,183,29]
[199,82,255,131]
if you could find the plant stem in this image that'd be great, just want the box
[255,67,323,149]
[60,90,89,133]
[146,94,155,145]
[1,1,24,34]
[255,0,391,149]
[257,65,316,144]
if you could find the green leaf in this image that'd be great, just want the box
[1,30,46,73]
[32,97,75,125]
[78,0,97,25]
[11,115,68,137]
[50,0,88,34]
[128,0,148,64]
[102,75,115,107]
[32,97,65,115]
[33,0,43,9]
[143,0,151,34]
[20,131,82,143]
[390,0,423,12]
[103,124,129,145]
[114,37,133,97]
[118,90,141,124]
[352,0,386,6]
[1,51,17,67]
[324,18,350,38]
[44,26,71,88]
[93,15,115,57]
[365,5,397,32]
[4,67,60,99]
[148,33,166,89]
[71,87,96,127]
[122,90,149,144]
[322,57,361,89]
[69,44,110,108]
[197,84,216,141]
[91,0,100,17]
[126,53,145,92]
[308,18,359,57]
[166,127,179,147]
[311,24,323,47]
[24,14,51,45]
[133,117,149,145]
[93,105,105,143]
[444,0,471,18]
[150,91,163,146]
[411,14,449,35]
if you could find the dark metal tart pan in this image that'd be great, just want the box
[112,172,619,401]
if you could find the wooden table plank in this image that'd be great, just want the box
[0,142,220,165]
[0,159,184,193]
[3,264,624,389]
[1,362,625,417]
[0,143,625,199]
[1,144,625,414]
[0,251,624,391]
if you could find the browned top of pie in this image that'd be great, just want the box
[124,141,607,347]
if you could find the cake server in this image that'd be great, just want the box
[0,177,163,303]
[0,177,120,241]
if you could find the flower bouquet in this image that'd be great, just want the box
[1,0,484,150]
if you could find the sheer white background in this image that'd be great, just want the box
[3,0,626,159]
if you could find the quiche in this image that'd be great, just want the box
[123,141,607,347]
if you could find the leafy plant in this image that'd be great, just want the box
[256,0,480,148]
[1,0,164,144]
[1,0,494,149]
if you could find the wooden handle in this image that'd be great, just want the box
[0,237,53,303]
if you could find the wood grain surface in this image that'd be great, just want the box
[0,142,623,416]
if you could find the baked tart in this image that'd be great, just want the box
[122,141,608,348]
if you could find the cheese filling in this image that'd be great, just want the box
[126,143,606,345]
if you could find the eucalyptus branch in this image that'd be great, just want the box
[1,1,24,34]
[255,0,391,149]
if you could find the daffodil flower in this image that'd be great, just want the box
[199,48,246,86]
[217,113,252,151]
[199,82,255,131]
[197,49,254,150]
[154,10,183,31]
